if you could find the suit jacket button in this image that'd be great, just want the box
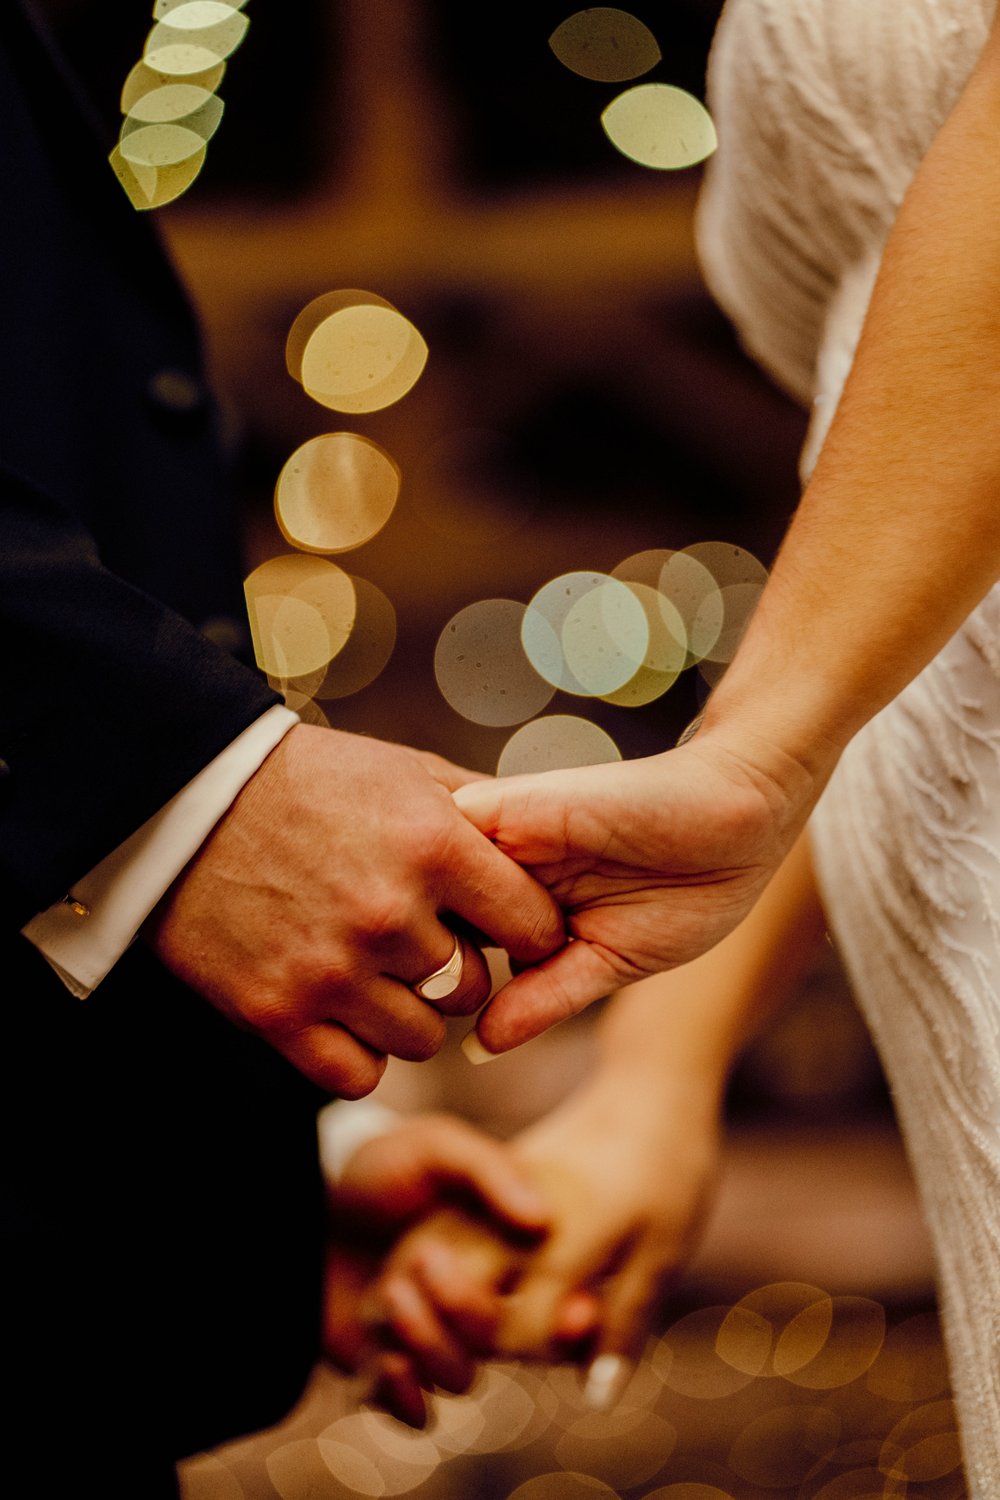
[147,368,205,415]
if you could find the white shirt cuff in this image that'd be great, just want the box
[21,705,298,998]
[317,1099,402,1185]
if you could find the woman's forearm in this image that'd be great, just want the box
[704,13,1000,784]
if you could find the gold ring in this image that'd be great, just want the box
[415,935,464,1001]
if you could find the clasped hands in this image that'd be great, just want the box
[151,719,811,1095]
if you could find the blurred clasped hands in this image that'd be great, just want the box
[149,716,818,1422]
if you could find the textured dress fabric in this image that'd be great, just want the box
[697,1,1000,1490]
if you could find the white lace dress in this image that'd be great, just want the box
[697,1,1000,1490]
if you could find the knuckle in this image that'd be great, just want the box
[395,1018,447,1063]
[331,1052,387,1100]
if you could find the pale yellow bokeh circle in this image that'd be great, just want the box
[522,571,634,695]
[120,57,225,114]
[778,1296,885,1390]
[644,1488,735,1500]
[725,1282,829,1378]
[561,578,650,696]
[124,82,217,124]
[307,576,396,700]
[156,0,243,27]
[555,1411,676,1489]
[244,554,355,679]
[145,8,248,75]
[286,291,396,385]
[549,8,661,83]
[866,1313,950,1403]
[880,1402,962,1485]
[119,122,205,168]
[683,540,768,592]
[435,600,555,727]
[507,1476,620,1500]
[275,432,400,554]
[301,304,429,415]
[465,1366,539,1450]
[319,1414,438,1494]
[714,1303,773,1378]
[702,582,765,663]
[659,550,724,663]
[154,0,247,15]
[109,142,207,210]
[728,1404,841,1488]
[600,581,686,707]
[653,1307,758,1400]
[602,83,717,170]
[497,716,620,777]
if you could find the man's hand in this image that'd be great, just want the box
[323,1112,549,1427]
[148,725,564,1095]
[455,731,816,1054]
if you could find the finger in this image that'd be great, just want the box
[441,819,565,966]
[453,775,562,864]
[378,1275,476,1394]
[323,1245,376,1373]
[467,939,623,1056]
[594,1246,670,1362]
[367,1349,428,1429]
[416,1118,549,1231]
[402,931,493,1020]
[552,1289,602,1349]
[325,975,450,1062]
[409,1240,510,1355]
[276,1022,387,1097]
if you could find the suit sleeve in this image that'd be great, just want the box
[0,464,280,930]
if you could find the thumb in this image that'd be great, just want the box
[466,940,623,1056]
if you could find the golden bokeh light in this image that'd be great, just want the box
[713,1302,773,1377]
[275,432,401,554]
[601,84,717,170]
[300,575,396,700]
[279,689,330,728]
[286,291,397,384]
[498,715,621,776]
[600,581,686,706]
[120,57,225,113]
[548,8,661,83]
[320,1414,439,1494]
[555,1410,677,1489]
[726,1281,829,1377]
[778,1296,886,1390]
[660,550,725,663]
[123,82,223,136]
[880,1402,963,1485]
[427,1392,487,1454]
[653,1308,759,1400]
[684,540,768,593]
[507,1476,620,1500]
[144,5,249,76]
[109,141,207,210]
[728,1404,841,1488]
[464,1365,539,1451]
[119,121,206,168]
[435,600,555,727]
[644,1488,736,1500]
[866,1313,950,1403]
[179,1455,246,1499]
[244,554,356,679]
[522,571,636,695]
[701,581,764,663]
[266,1439,353,1500]
[154,0,247,14]
[561,578,650,696]
[300,303,429,415]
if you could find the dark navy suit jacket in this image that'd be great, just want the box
[0,7,325,1490]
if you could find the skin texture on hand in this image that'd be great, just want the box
[322,1113,550,1427]
[148,725,564,1095]
[365,1075,721,1423]
[455,731,816,1055]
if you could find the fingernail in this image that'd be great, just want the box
[582,1353,633,1410]
[461,1031,499,1065]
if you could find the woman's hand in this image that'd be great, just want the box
[365,1070,722,1420]
[322,1111,548,1426]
